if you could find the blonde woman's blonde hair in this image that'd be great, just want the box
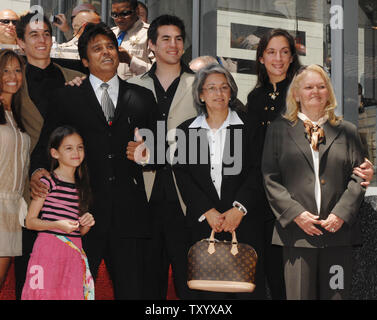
[284,64,341,126]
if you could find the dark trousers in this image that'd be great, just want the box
[83,232,148,300]
[14,228,37,299]
[264,218,286,299]
[144,200,192,299]
[283,246,352,300]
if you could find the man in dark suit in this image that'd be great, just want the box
[30,22,157,299]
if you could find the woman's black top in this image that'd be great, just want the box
[247,77,291,151]
[246,77,291,221]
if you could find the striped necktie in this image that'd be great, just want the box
[100,82,115,125]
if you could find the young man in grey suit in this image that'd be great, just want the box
[128,14,197,299]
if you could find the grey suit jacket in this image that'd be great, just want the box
[262,116,366,248]
[127,71,198,213]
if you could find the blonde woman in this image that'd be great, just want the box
[262,64,366,299]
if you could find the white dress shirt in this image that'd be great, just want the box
[297,112,328,213]
[189,109,247,222]
[89,73,119,108]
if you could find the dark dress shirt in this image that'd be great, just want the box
[246,77,291,221]
[247,77,291,148]
[148,62,194,203]
[25,62,65,120]
[149,62,193,126]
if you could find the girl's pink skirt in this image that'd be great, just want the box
[21,233,87,300]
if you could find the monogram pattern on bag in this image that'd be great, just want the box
[187,239,257,283]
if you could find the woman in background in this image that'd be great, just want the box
[246,28,301,299]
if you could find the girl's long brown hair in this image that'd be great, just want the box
[48,126,92,216]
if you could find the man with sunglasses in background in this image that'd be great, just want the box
[111,0,153,80]
[0,9,19,45]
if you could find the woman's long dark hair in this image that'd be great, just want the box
[0,49,26,132]
[255,28,301,88]
[48,126,92,216]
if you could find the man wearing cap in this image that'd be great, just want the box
[0,9,19,45]
[111,0,152,80]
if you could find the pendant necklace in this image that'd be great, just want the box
[269,91,279,100]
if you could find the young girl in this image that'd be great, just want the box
[21,126,95,300]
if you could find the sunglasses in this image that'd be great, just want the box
[0,19,18,25]
[110,10,134,19]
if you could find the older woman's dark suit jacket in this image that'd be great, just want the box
[173,111,265,298]
[262,116,366,248]
[173,112,264,246]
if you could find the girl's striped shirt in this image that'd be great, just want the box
[39,174,81,238]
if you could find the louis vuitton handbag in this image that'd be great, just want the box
[187,230,258,292]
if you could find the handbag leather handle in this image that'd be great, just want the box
[208,230,239,256]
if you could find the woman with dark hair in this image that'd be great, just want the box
[248,28,301,154]
[173,63,266,299]
[0,49,30,291]
[246,28,301,300]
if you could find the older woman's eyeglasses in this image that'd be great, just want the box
[202,85,230,94]
[110,10,135,19]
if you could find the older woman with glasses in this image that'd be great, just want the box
[173,63,266,299]
[262,64,366,300]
